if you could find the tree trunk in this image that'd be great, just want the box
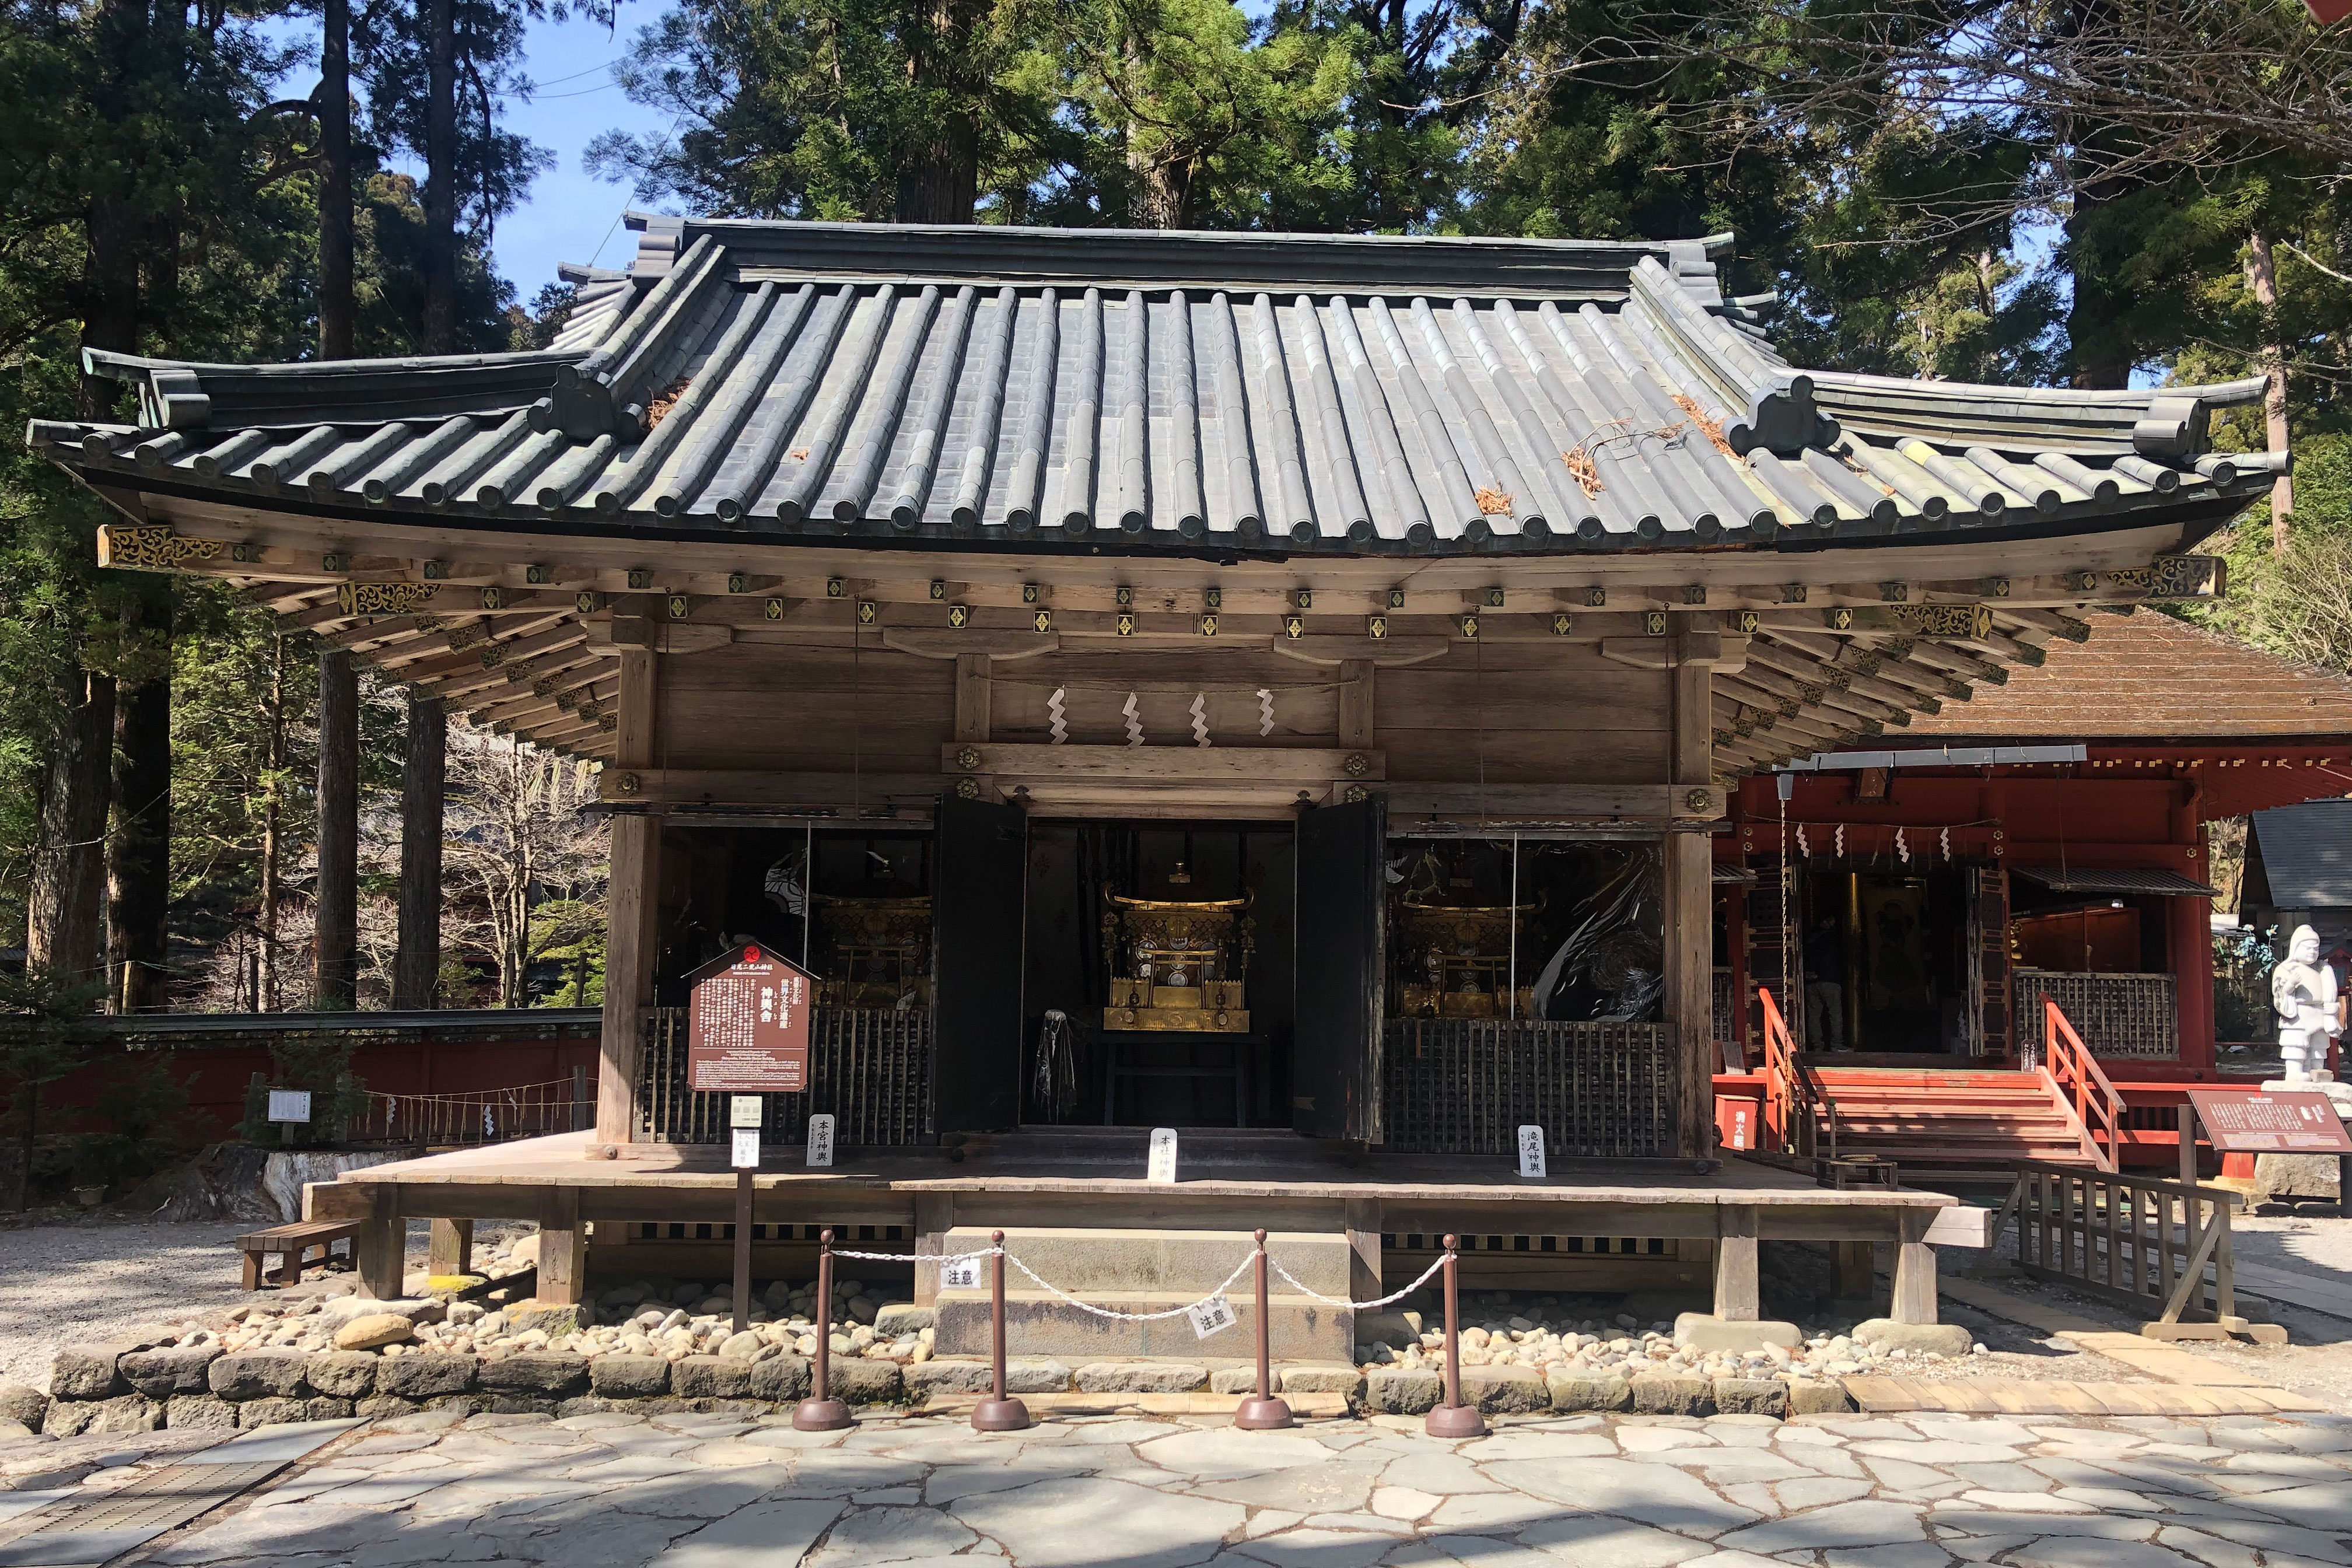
[393,692,446,1007]
[314,647,359,1009]
[108,579,173,1013]
[26,666,117,984]
[2246,226,2294,552]
[318,0,355,360]
[258,635,285,1010]
[422,0,459,354]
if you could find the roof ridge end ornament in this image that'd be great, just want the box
[1737,372,1838,459]
[2134,390,2210,461]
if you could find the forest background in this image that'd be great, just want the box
[1,0,2347,1025]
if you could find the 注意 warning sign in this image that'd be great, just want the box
[687,944,815,1093]
[2185,1088,2352,1153]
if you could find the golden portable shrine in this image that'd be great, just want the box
[38,214,2273,1331]
[1101,878,1255,1032]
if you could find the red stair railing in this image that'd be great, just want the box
[2040,997,2123,1174]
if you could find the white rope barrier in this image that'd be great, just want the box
[804,1241,1455,1321]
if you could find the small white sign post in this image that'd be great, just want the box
[731,1127,761,1168]
[730,1096,764,1128]
[1147,1127,1180,1184]
[1517,1124,1548,1180]
[805,1112,836,1168]
[266,1088,313,1124]
[727,1101,761,1338]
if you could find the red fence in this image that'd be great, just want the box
[34,1009,602,1144]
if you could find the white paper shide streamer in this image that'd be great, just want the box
[1258,688,1275,737]
[1190,693,1210,747]
[1896,826,1910,864]
[1122,692,1143,747]
[1047,685,1068,744]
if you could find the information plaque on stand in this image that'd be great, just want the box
[687,944,816,1093]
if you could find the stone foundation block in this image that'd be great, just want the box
[907,1360,996,1397]
[876,1304,934,1336]
[1629,1373,1713,1416]
[208,1351,310,1401]
[1279,1365,1364,1397]
[163,1394,239,1430]
[485,1396,556,1416]
[1005,1359,1072,1395]
[671,1357,752,1399]
[1075,1362,1207,1394]
[120,1346,223,1399]
[1209,1367,1258,1395]
[422,1395,488,1416]
[1784,1378,1853,1416]
[477,1353,588,1397]
[1462,1364,1550,1415]
[1364,1367,1442,1415]
[1674,1314,1802,1354]
[52,1345,135,1400]
[1711,1377,1787,1418]
[307,1352,377,1399]
[47,1395,160,1436]
[377,1353,476,1399]
[236,1396,310,1429]
[827,1359,902,1406]
[0,1384,47,1433]
[556,1396,615,1418]
[1547,1370,1632,1412]
[746,1356,810,1403]
[1852,1320,1972,1359]
[588,1355,671,1399]
[356,1395,422,1419]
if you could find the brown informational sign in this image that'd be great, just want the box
[2185,1088,2352,1154]
[688,944,815,1093]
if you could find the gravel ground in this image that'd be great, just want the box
[0,1216,510,1394]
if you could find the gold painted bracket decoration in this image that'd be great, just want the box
[97,525,223,570]
[335,580,441,617]
[1885,603,1993,639]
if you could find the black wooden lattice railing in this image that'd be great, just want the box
[636,1006,934,1146]
[1381,1019,1673,1159]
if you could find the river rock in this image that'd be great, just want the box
[334,1314,416,1352]
[51,1344,135,1400]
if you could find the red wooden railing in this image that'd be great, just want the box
[1756,986,1839,1158]
[2040,997,2123,1174]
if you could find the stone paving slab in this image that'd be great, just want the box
[1,1400,2347,1568]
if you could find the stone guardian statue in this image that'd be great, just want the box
[2270,924,2343,1087]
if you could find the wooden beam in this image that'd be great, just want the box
[1380,782,1723,822]
[946,742,1381,783]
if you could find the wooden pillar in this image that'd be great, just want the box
[428,1217,473,1281]
[1892,1209,1938,1324]
[2172,779,2217,1074]
[1665,618,1720,1158]
[1713,1204,1759,1320]
[596,644,663,1144]
[954,654,992,743]
[392,692,446,1009]
[1338,660,1376,750]
[1835,1240,1875,1301]
[354,1182,403,1300]
[1344,1195,1383,1303]
[538,1185,583,1304]
[314,646,359,1009]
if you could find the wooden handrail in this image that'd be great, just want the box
[2041,997,2123,1174]
[1755,987,1840,1157]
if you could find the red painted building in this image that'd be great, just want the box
[1713,611,2352,1172]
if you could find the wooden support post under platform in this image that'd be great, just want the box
[1713,1204,1759,1320]
[1836,1240,1875,1302]
[354,1183,402,1300]
[1345,1196,1382,1304]
[539,1185,583,1306]
[1892,1209,1938,1324]
[914,1193,954,1309]
[428,1217,473,1281]
[596,638,662,1145]
[1665,617,1720,1159]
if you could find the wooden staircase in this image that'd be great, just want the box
[1754,991,2123,1189]
[1805,1067,2100,1186]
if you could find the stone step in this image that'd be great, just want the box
[934,1226,1357,1363]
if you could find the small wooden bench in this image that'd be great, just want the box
[235,1219,362,1289]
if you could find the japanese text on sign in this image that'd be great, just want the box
[1186,1294,1238,1339]
[2186,1089,2352,1153]
[731,1128,761,1169]
[1517,1124,1548,1179]
[267,1089,313,1124]
[806,1112,836,1168]
[688,945,816,1093]
[1147,1127,1180,1184]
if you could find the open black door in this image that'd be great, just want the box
[1293,793,1386,1142]
[932,793,1028,1134]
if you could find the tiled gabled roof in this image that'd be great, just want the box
[30,216,2278,557]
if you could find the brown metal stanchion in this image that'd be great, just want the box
[792,1227,853,1432]
[1424,1233,1485,1438]
[1236,1228,1293,1429]
[972,1229,1030,1432]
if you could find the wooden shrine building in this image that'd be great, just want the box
[29,218,2283,1323]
